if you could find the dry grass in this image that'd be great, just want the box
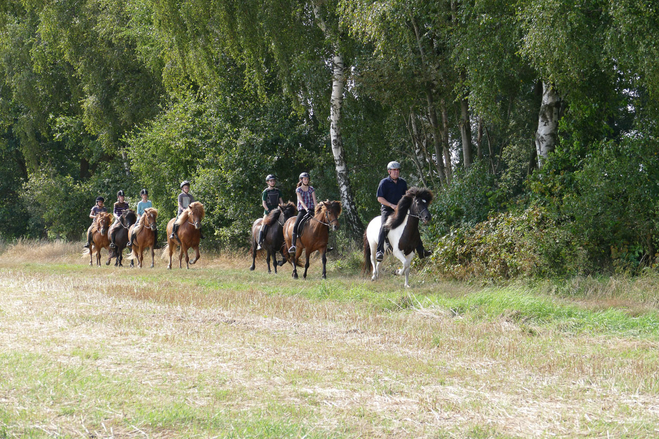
[0,241,658,437]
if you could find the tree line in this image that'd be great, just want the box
[1,0,658,276]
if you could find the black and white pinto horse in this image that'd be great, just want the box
[364,187,433,288]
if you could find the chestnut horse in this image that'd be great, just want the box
[250,201,297,273]
[85,212,113,266]
[164,202,204,269]
[107,209,137,267]
[126,207,158,268]
[283,200,341,279]
[364,187,433,288]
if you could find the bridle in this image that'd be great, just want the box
[407,198,430,222]
[309,207,339,229]
[145,213,157,231]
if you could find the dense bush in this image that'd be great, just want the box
[431,206,591,280]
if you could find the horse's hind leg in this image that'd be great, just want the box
[150,248,155,268]
[266,251,272,273]
[273,252,278,274]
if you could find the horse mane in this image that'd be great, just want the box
[138,207,159,226]
[176,202,205,225]
[263,201,296,226]
[95,211,112,226]
[316,200,342,218]
[386,187,433,230]
[121,209,137,226]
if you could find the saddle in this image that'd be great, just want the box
[297,213,312,234]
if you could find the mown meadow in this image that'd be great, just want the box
[0,240,658,438]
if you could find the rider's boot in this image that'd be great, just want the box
[257,224,268,250]
[169,223,180,243]
[83,230,93,248]
[375,226,387,262]
[127,232,134,247]
[109,231,117,249]
[288,233,297,254]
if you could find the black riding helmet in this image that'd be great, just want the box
[96,196,105,203]
[117,190,125,197]
[140,188,148,196]
[180,180,190,189]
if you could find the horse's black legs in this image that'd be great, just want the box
[321,251,327,279]
[303,252,310,279]
[266,251,272,273]
[272,252,278,274]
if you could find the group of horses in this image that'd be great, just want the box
[84,188,433,287]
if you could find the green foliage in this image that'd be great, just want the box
[531,135,659,272]
[431,206,590,280]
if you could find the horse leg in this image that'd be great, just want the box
[273,251,278,274]
[266,251,272,273]
[292,252,299,279]
[303,251,311,279]
[321,250,327,279]
[190,245,200,265]
[89,246,93,266]
[150,248,155,268]
[179,246,184,269]
[167,244,173,269]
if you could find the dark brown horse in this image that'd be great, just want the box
[85,212,113,266]
[164,202,204,269]
[127,207,158,268]
[283,200,341,279]
[250,201,297,273]
[107,209,137,267]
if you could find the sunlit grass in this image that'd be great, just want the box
[1,240,659,437]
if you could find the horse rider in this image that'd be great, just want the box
[288,172,317,253]
[109,190,130,249]
[257,174,284,250]
[83,196,107,248]
[169,180,204,242]
[128,188,158,248]
[375,161,432,262]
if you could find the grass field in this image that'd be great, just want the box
[0,240,658,438]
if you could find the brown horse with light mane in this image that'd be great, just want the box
[85,212,113,266]
[163,202,204,269]
[126,207,158,268]
[283,200,341,279]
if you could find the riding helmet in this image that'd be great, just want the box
[299,172,310,180]
[140,188,148,196]
[180,180,190,188]
[117,190,125,197]
[387,161,401,170]
[96,196,105,203]
[266,174,276,182]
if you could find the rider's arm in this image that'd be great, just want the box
[377,196,396,210]
[262,200,269,211]
[89,208,96,219]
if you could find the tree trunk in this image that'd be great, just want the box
[460,97,472,169]
[441,100,452,183]
[535,82,561,168]
[427,94,447,187]
[406,110,429,188]
[329,53,363,240]
[476,117,484,161]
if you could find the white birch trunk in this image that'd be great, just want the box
[329,53,363,239]
[535,82,561,168]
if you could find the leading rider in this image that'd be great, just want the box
[375,161,432,262]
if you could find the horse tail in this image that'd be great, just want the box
[160,244,170,259]
[126,249,137,261]
[82,248,90,257]
[363,230,372,275]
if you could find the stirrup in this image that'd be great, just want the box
[83,243,90,248]
[375,251,384,262]
[288,245,296,253]
[109,242,116,248]
[256,243,262,250]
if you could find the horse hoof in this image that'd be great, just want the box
[249,266,255,271]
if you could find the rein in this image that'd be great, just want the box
[308,210,337,228]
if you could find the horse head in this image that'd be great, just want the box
[316,200,342,231]
[123,209,137,228]
[408,187,433,224]
[97,212,113,235]
[187,202,205,229]
[280,201,298,220]
[143,207,158,231]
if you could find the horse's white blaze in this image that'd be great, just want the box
[366,215,416,288]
